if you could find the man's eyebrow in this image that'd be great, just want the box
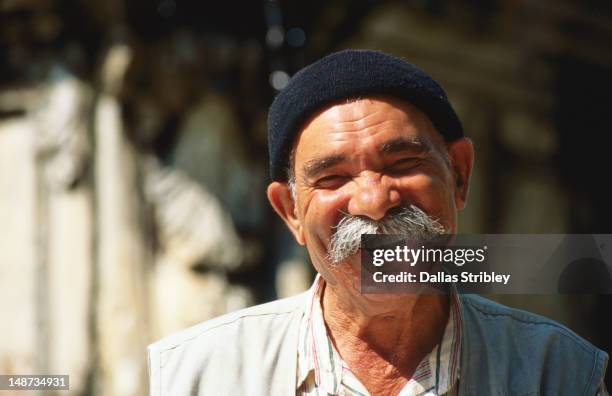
[302,154,346,179]
[379,137,430,155]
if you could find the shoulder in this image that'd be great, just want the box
[459,294,608,395]
[149,291,307,354]
[147,292,307,396]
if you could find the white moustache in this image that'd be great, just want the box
[327,205,445,265]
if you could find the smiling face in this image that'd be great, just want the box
[267,96,473,299]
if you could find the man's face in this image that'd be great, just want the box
[268,96,473,293]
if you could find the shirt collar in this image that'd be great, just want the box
[297,274,342,394]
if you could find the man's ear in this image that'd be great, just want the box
[267,182,306,245]
[447,137,474,210]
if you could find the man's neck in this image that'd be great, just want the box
[321,282,449,393]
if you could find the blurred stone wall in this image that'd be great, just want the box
[0,49,266,395]
[0,2,280,394]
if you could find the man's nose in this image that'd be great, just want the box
[347,175,401,221]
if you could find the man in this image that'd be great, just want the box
[148,50,608,395]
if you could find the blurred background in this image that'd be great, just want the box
[1,0,611,394]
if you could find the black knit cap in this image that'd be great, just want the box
[267,49,464,181]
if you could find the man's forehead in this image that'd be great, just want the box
[293,96,443,159]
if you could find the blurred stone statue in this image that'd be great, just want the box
[144,156,255,338]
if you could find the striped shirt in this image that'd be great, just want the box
[296,275,462,396]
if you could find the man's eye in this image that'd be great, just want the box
[387,158,420,173]
[315,175,347,188]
